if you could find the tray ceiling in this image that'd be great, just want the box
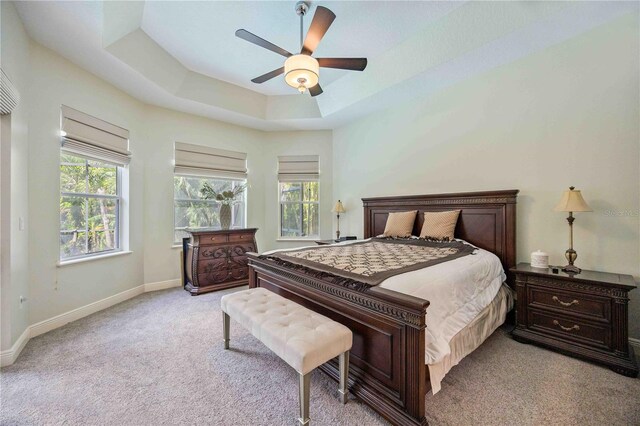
[14,1,638,131]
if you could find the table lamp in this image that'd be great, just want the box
[333,200,346,241]
[553,186,592,274]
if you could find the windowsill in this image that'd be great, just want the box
[57,250,133,267]
[276,238,320,242]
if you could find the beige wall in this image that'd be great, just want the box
[27,43,146,325]
[22,42,332,329]
[332,14,640,339]
[1,1,31,351]
[140,107,332,285]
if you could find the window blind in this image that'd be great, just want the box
[174,142,247,179]
[0,69,19,115]
[60,105,131,166]
[278,155,320,181]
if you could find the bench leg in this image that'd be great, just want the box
[338,351,349,404]
[222,312,230,350]
[298,372,310,425]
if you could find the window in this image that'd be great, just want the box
[59,105,130,262]
[60,153,121,260]
[279,181,319,238]
[174,175,247,243]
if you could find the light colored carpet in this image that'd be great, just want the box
[1,287,638,426]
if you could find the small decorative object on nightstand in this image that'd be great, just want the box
[332,200,346,240]
[553,186,592,274]
[511,263,638,377]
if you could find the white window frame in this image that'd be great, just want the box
[277,179,320,241]
[173,174,247,244]
[59,154,123,262]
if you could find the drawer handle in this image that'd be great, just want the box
[552,296,579,307]
[553,320,580,332]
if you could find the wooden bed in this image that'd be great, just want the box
[247,189,518,426]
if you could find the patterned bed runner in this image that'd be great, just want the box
[261,238,476,287]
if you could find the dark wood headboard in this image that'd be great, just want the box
[362,189,518,286]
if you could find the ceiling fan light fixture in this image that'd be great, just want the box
[284,54,319,93]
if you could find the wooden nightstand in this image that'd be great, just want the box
[315,237,358,245]
[511,263,638,377]
[314,239,340,245]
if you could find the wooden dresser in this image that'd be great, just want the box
[511,263,638,377]
[182,228,258,295]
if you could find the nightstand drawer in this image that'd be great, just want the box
[528,286,610,321]
[528,309,610,350]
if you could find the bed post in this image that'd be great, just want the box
[405,320,426,423]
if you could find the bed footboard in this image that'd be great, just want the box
[248,253,429,426]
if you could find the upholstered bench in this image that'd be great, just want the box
[220,287,353,425]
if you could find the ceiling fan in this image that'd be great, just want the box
[235,1,367,97]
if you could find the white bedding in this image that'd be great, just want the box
[264,238,505,370]
[378,242,505,365]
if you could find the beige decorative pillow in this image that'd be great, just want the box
[419,210,461,240]
[383,211,417,237]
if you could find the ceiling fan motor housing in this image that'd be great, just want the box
[284,54,319,92]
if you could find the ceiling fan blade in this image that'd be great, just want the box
[235,29,292,58]
[317,58,367,71]
[301,6,336,55]
[309,84,323,97]
[251,67,285,84]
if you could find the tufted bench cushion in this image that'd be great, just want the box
[221,287,353,375]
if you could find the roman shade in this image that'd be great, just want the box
[1,69,20,115]
[174,142,247,179]
[278,155,319,181]
[60,105,131,166]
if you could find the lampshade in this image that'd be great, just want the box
[284,54,319,93]
[332,200,346,213]
[553,186,592,212]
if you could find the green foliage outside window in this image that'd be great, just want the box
[60,153,119,259]
[174,176,246,242]
[279,181,319,238]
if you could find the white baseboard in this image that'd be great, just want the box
[144,278,181,292]
[29,285,146,338]
[1,278,182,367]
[0,327,30,367]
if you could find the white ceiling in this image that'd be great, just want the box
[13,1,639,131]
[141,1,461,96]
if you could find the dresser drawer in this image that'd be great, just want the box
[229,256,248,267]
[202,234,229,245]
[528,286,610,322]
[199,246,229,260]
[197,258,229,274]
[197,269,233,285]
[228,243,255,257]
[527,309,611,350]
[229,266,249,281]
[229,233,253,243]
